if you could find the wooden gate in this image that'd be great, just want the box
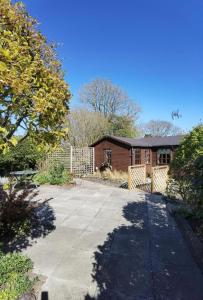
[128,164,169,193]
[128,165,146,190]
[151,165,169,193]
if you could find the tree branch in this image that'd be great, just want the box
[6,115,26,139]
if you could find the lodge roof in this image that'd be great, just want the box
[90,134,185,148]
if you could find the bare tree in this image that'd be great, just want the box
[140,120,184,136]
[67,108,109,147]
[79,78,140,119]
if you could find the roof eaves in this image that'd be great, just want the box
[90,135,133,147]
[110,136,135,146]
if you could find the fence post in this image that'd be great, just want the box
[70,146,73,173]
[128,166,131,190]
[92,147,95,173]
[151,168,154,193]
[144,165,146,183]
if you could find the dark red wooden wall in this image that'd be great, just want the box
[94,139,132,172]
[93,138,178,173]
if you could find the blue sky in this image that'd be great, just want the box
[21,0,203,131]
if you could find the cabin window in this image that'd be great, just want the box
[157,149,171,165]
[134,149,141,164]
[144,149,150,164]
[104,149,112,165]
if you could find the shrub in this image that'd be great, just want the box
[0,182,55,252]
[35,163,73,185]
[0,184,38,239]
[0,251,35,300]
[195,209,203,220]
[34,171,50,185]
[0,139,44,177]
[168,125,203,208]
[175,207,193,219]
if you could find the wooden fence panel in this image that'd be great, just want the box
[128,164,169,193]
[128,165,146,190]
[46,146,71,171]
[72,147,94,175]
[40,146,94,176]
[151,166,169,193]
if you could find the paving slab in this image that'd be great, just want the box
[22,179,203,300]
[147,193,203,300]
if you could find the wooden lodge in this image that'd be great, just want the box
[90,135,184,175]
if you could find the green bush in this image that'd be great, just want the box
[0,251,35,300]
[34,171,50,185]
[35,163,72,185]
[0,139,44,177]
[168,125,203,208]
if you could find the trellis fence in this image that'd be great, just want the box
[128,165,146,190]
[40,145,94,176]
[128,164,169,193]
[151,165,169,193]
[71,147,94,175]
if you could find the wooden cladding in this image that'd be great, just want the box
[94,139,131,172]
[93,137,177,173]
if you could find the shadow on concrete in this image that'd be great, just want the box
[84,196,153,299]
[84,191,203,300]
[41,291,49,300]
[1,190,56,253]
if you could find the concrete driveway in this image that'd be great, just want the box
[23,179,203,300]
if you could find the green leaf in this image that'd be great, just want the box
[0,61,7,71]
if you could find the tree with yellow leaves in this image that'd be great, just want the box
[0,0,71,152]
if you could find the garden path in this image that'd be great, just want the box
[23,179,203,300]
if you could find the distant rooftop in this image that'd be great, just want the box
[91,135,185,147]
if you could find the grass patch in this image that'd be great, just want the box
[93,169,128,182]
